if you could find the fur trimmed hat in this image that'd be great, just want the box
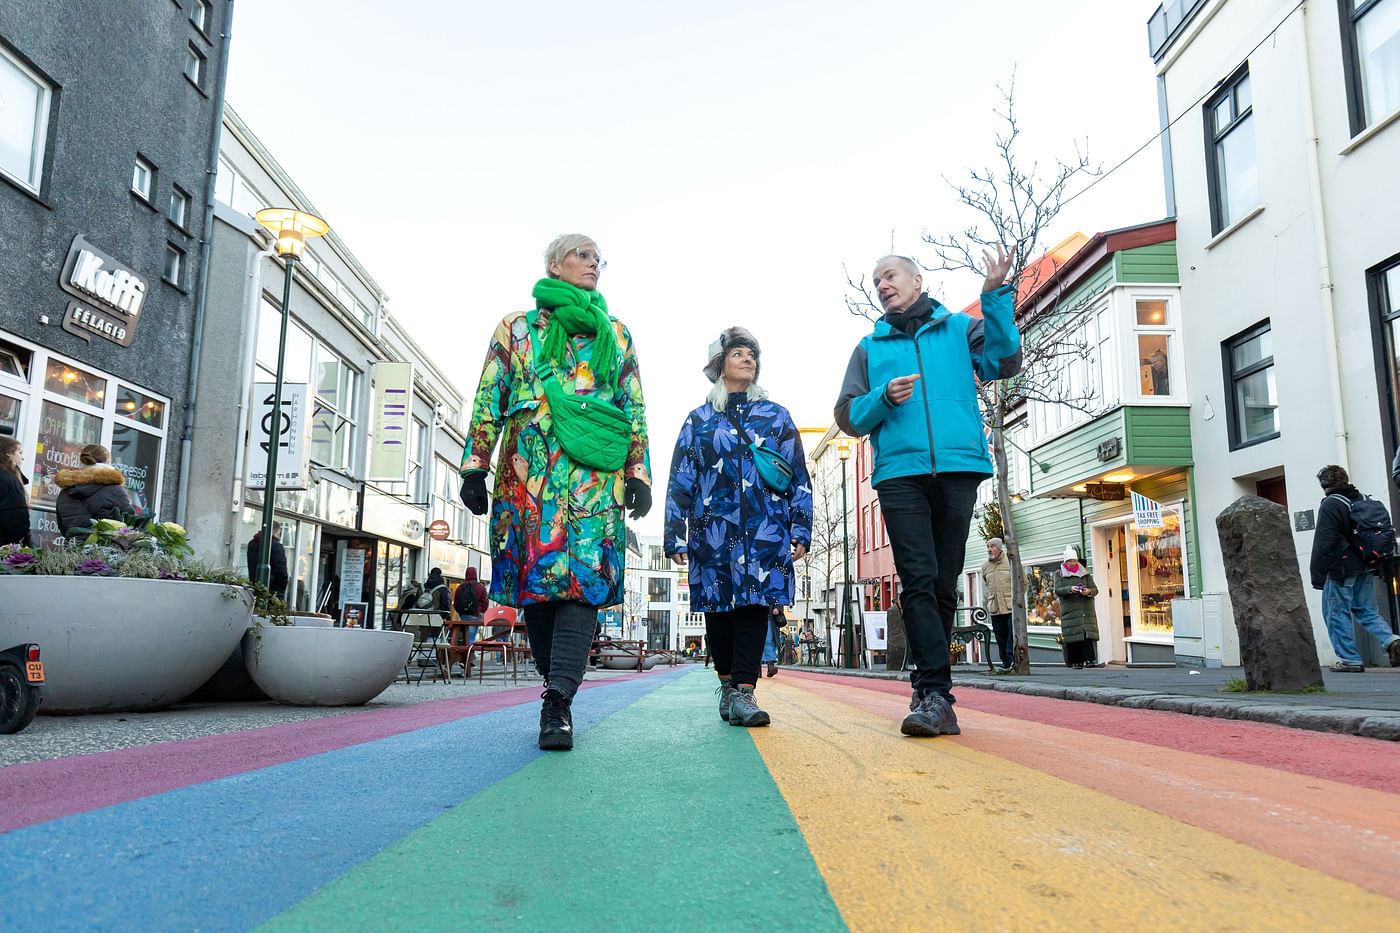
[703,326,761,383]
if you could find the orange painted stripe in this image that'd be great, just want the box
[782,674,1400,900]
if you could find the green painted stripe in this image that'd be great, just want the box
[261,670,846,933]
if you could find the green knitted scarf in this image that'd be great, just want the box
[531,278,619,387]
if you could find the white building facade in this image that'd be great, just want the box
[1150,0,1400,663]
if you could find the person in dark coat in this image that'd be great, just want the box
[247,525,289,600]
[665,327,813,727]
[1055,544,1101,668]
[0,437,32,547]
[1309,464,1400,671]
[453,566,489,645]
[55,444,133,536]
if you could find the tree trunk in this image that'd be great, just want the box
[989,394,1031,674]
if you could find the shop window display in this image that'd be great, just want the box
[1134,506,1186,636]
[1024,559,1062,627]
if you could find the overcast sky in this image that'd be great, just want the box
[225,0,1168,534]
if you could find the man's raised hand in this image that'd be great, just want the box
[981,241,1017,294]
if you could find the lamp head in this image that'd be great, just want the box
[256,208,329,261]
[829,437,853,461]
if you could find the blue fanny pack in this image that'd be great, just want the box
[724,410,794,494]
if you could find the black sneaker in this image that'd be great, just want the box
[538,689,574,750]
[901,691,960,737]
[1388,639,1400,668]
[727,686,771,727]
[717,683,738,721]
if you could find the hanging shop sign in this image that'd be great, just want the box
[246,382,311,490]
[428,519,451,541]
[361,485,428,547]
[369,362,414,482]
[57,235,148,348]
[1084,482,1126,502]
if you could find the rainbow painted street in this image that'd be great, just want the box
[2,668,1397,931]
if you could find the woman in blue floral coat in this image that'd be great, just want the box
[665,328,812,727]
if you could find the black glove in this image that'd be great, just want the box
[460,471,488,515]
[624,477,652,520]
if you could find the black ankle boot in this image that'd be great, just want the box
[538,689,574,751]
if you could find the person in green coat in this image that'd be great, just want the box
[1054,544,1102,669]
[459,234,652,752]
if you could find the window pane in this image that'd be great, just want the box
[1212,95,1233,132]
[164,246,182,284]
[1235,367,1279,441]
[0,52,44,187]
[1231,329,1272,371]
[215,157,235,204]
[1387,265,1400,313]
[185,46,203,83]
[1024,560,1062,628]
[1135,299,1169,326]
[0,338,32,379]
[169,189,187,226]
[0,394,20,437]
[32,401,102,506]
[116,386,165,429]
[256,300,312,383]
[1234,73,1251,113]
[133,159,152,198]
[1138,335,1171,396]
[1215,119,1258,226]
[1358,0,1400,123]
[44,359,107,407]
[110,423,160,517]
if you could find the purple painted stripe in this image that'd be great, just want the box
[0,671,657,834]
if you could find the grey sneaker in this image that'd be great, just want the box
[901,691,961,737]
[717,683,739,721]
[1328,660,1365,673]
[727,686,771,727]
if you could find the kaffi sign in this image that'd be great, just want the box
[58,236,147,348]
[246,382,311,490]
[369,362,414,482]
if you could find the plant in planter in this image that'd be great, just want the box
[0,521,256,713]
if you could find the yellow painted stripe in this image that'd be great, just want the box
[750,679,1397,932]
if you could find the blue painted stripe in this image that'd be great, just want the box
[0,668,687,932]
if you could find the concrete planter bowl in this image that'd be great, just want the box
[243,625,412,706]
[186,614,336,703]
[0,576,254,713]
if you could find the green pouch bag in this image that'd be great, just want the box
[528,312,631,472]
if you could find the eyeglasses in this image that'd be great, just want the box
[570,248,607,271]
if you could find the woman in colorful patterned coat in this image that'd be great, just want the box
[460,234,651,751]
[665,327,812,727]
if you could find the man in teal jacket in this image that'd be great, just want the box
[834,246,1020,737]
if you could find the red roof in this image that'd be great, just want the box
[961,234,1090,317]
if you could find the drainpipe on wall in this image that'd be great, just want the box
[175,0,237,526]
[1298,1,1350,469]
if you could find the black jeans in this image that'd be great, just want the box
[523,601,597,700]
[990,612,1013,668]
[876,472,983,699]
[705,605,769,687]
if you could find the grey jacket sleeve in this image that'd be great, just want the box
[834,342,895,437]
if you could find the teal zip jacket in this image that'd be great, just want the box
[834,286,1021,487]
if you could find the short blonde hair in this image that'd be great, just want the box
[544,234,598,277]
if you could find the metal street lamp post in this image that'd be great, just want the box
[252,208,329,589]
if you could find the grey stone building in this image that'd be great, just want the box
[0,1,230,540]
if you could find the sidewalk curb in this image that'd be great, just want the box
[790,667,1400,741]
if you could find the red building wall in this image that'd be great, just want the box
[855,437,898,611]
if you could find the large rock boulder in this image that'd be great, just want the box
[1215,496,1324,692]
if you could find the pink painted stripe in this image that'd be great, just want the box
[783,670,1400,794]
[0,671,657,834]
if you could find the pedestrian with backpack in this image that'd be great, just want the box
[1308,464,1400,671]
[453,566,489,647]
